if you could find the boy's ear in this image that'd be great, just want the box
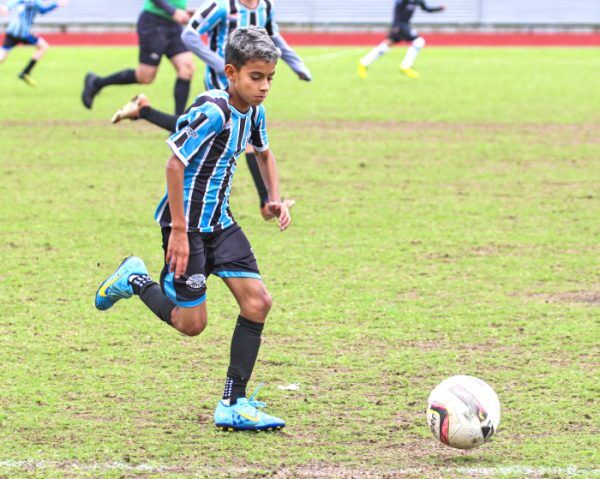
[225,64,238,83]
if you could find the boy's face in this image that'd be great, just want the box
[226,60,277,107]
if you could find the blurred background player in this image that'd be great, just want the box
[181,0,312,90]
[358,0,445,79]
[111,0,309,220]
[0,0,68,86]
[81,0,194,114]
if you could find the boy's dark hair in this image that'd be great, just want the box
[225,27,280,69]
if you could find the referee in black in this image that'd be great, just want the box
[82,0,195,114]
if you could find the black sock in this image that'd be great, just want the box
[225,316,265,404]
[95,69,137,90]
[139,106,178,133]
[130,275,175,325]
[21,59,37,76]
[245,152,269,208]
[174,78,190,115]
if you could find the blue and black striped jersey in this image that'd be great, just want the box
[187,0,277,90]
[155,90,269,234]
[5,0,57,38]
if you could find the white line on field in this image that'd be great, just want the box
[0,461,598,477]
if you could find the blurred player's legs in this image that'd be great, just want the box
[400,36,425,78]
[18,37,48,86]
[358,40,392,78]
[82,10,193,113]
[169,51,195,115]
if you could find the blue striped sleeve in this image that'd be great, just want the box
[189,0,226,35]
[166,102,225,166]
[37,1,58,14]
[250,105,269,152]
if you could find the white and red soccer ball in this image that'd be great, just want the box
[426,375,501,450]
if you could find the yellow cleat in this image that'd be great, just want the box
[19,73,37,87]
[357,63,368,79]
[400,67,420,79]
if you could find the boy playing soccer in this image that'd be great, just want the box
[358,0,445,79]
[0,0,68,86]
[95,27,290,431]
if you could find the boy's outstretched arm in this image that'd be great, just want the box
[165,154,189,278]
[181,1,226,72]
[419,1,445,13]
[270,33,312,81]
[254,148,291,231]
[38,0,66,15]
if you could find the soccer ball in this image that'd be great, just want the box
[426,375,500,450]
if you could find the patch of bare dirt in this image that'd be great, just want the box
[530,291,600,306]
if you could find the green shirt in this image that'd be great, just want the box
[143,0,187,21]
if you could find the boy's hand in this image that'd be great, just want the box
[166,228,189,278]
[57,0,69,7]
[298,71,312,82]
[266,201,291,232]
[172,8,191,25]
[0,5,8,16]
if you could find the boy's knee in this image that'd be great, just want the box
[182,315,207,337]
[413,37,426,49]
[137,74,155,85]
[177,61,195,81]
[247,290,273,319]
[183,321,206,337]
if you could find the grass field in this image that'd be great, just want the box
[0,45,599,478]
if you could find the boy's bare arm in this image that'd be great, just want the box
[165,154,189,277]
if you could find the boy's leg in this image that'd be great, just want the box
[207,226,284,430]
[95,256,207,336]
[82,11,165,109]
[401,36,426,76]
[214,277,284,431]
[169,51,195,115]
[360,39,392,69]
[222,277,272,403]
[95,229,209,337]
[0,34,17,64]
[18,37,47,85]
[111,94,179,133]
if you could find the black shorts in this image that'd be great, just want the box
[389,21,418,43]
[2,33,39,50]
[159,224,261,308]
[137,11,188,66]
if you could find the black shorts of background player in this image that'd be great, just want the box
[81,0,194,114]
[358,0,445,79]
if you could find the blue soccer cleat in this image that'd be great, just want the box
[95,256,148,311]
[214,386,286,432]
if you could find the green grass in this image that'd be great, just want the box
[0,45,599,478]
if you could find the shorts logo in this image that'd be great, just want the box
[184,126,199,139]
[186,274,206,290]
[150,52,160,60]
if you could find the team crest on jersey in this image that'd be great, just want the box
[184,126,199,139]
[186,274,206,290]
